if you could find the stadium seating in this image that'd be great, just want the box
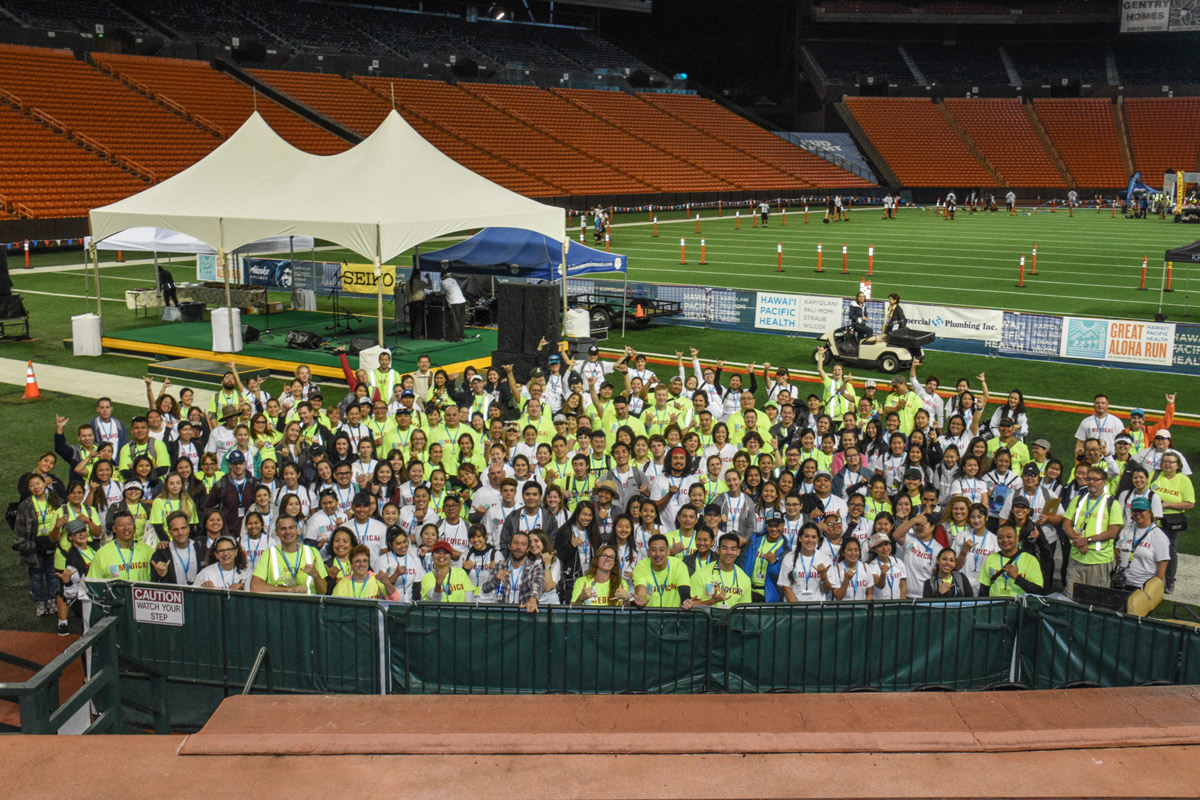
[134,0,266,46]
[803,41,913,83]
[843,97,994,187]
[0,45,220,182]
[465,84,733,192]
[1032,98,1127,188]
[237,2,392,58]
[560,89,802,189]
[1115,40,1200,86]
[902,43,1009,85]
[1124,98,1200,184]
[248,69,392,137]
[637,93,873,188]
[5,0,151,36]
[1004,42,1108,86]
[943,98,1065,188]
[0,103,145,218]
[92,53,350,155]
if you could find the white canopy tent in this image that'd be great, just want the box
[84,227,314,256]
[88,110,566,342]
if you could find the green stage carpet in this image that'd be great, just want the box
[104,310,496,372]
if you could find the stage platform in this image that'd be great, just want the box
[6,689,1200,798]
[65,310,497,380]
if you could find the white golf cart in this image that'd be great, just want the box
[814,325,935,373]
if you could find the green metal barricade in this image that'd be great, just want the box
[389,604,711,694]
[1018,597,1190,688]
[722,599,1020,693]
[90,581,382,695]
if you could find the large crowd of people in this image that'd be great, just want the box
[10,343,1193,634]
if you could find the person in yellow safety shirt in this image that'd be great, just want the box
[87,510,154,582]
[686,533,752,609]
[883,375,923,436]
[978,526,1043,597]
[986,419,1031,471]
[332,545,400,600]
[1061,466,1123,599]
[419,540,477,601]
[631,534,692,608]
[250,515,328,595]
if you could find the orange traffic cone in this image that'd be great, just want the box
[24,360,41,399]
[635,304,645,319]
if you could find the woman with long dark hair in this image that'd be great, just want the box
[554,500,601,602]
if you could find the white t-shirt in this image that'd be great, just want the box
[955,530,999,591]
[240,531,279,577]
[1074,413,1124,453]
[437,518,472,564]
[371,550,425,602]
[901,535,938,591]
[194,563,248,590]
[1118,525,1169,587]
[826,561,877,601]
[347,517,389,556]
[777,549,833,602]
[872,558,907,600]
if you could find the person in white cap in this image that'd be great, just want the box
[1134,428,1192,476]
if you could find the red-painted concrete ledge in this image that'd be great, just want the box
[179,687,1200,757]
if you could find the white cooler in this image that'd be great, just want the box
[71,313,102,356]
[565,307,590,338]
[211,307,243,352]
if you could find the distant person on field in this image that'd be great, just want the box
[824,195,835,223]
[835,194,848,221]
[1006,190,1016,215]
[759,199,769,226]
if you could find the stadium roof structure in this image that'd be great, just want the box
[88,110,566,340]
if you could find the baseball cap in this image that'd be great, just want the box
[814,470,833,481]
[442,492,462,505]
[1012,495,1030,509]
[470,374,483,383]
[1130,408,1146,418]
[352,492,372,507]
[868,532,891,549]
[1022,463,1041,477]
[400,390,415,398]
[227,450,246,464]
[588,345,599,355]
[548,354,561,364]
[1114,433,1133,445]
[1032,439,1051,451]
[1156,429,1172,439]
[553,413,568,424]
[864,379,877,389]
[430,540,454,554]
[998,418,1014,427]
[568,373,583,384]
[703,503,722,516]
[904,468,923,481]
[762,508,785,522]
[63,519,88,536]
[1131,497,1152,512]
[123,481,143,493]
[309,391,323,400]
[396,407,412,416]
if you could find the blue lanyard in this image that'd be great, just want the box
[798,553,814,589]
[649,564,667,597]
[351,576,370,597]
[116,544,136,574]
[280,548,302,580]
[174,543,192,580]
[509,563,524,599]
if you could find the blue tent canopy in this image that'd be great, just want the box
[416,227,627,281]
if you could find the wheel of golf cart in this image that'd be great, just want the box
[878,353,899,373]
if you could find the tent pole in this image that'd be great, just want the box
[220,220,235,350]
[90,243,101,318]
[375,225,384,346]
[154,250,160,314]
[560,238,569,336]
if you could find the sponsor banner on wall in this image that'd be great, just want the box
[754,292,842,333]
[243,258,296,289]
[1174,324,1200,368]
[195,254,243,283]
[904,303,1004,342]
[341,262,396,295]
[1061,317,1175,366]
[1120,0,1170,32]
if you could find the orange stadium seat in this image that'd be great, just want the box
[0,44,219,183]
[943,98,1065,188]
[638,93,873,189]
[92,53,350,155]
[843,97,993,187]
[0,102,144,218]
[1124,98,1200,185]
[248,69,392,137]
[1032,98,1127,188]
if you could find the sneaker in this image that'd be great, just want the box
[35,601,47,617]
[57,619,69,636]
[1166,580,1175,595]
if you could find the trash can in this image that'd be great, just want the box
[211,307,243,353]
[71,313,102,357]
[179,302,205,323]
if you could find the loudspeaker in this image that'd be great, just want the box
[0,294,26,319]
[286,329,323,350]
[241,324,260,343]
[491,350,539,384]
[522,283,561,353]
[0,249,11,296]
[495,283,524,352]
[348,336,376,354]
[179,302,205,322]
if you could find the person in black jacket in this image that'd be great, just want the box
[922,547,974,598]
[882,293,907,337]
[203,450,257,535]
[150,511,199,585]
[848,291,872,347]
